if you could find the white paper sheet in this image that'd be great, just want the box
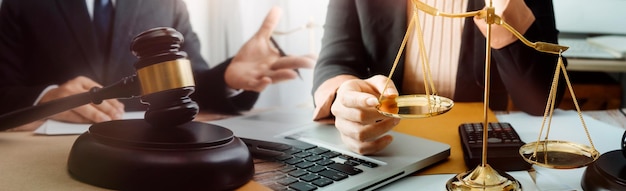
[33,111,145,135]
[497,109,623,158]
[496,109,625,191]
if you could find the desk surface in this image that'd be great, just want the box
[0,131,272,191]
[394,103,499,175]
[1,104,624,190]
[0,103,492,190]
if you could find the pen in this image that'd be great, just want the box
[270,37,302,79]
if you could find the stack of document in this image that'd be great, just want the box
[587,35,626,59]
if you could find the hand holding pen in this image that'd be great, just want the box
[224,7,315,92]
[270,37,302,79]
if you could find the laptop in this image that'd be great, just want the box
[553,0,626,60]
[208,107,450,191]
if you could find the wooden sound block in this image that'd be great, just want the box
[67,119,254,190]
[581,150,626,191]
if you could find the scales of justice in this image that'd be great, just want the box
[376,0,605,190]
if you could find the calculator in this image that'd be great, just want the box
[458,122,532,171]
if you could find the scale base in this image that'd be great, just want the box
[582,150,626,191]
[446,164,521,191]
[67,119,254,191]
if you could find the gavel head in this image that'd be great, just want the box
[131,27,198,127]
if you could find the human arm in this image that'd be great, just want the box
[225,7,315,93]
[0,0,119,123]
[456,0,564,115]
[38,76,125,123]
[311,0,408,154]
[474,0,536,49]
[313,0,561,155]
[312,0,382,122]
[172,5,313,114]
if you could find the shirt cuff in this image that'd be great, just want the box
[312,75,358,123]
[225,87,245,98]
[34,85,59,106]
[474,0,536,49]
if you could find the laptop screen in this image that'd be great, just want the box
[553,0,626,35]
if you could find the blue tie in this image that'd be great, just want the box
[94,0,114,55]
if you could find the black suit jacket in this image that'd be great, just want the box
[313,0,565,115]
[0,0,258,115]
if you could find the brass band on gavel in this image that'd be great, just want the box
[136,59,196,95]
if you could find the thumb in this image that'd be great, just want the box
[367,75,398,96]
[255,7,282,39]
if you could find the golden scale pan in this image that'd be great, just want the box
[376,0,600,190]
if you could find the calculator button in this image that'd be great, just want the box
[488,137,502,143]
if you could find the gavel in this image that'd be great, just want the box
[0,27,196,130]
[0,27,255,190]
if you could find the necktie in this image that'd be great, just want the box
[94,0,114,55]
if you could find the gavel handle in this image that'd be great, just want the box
[0,75,141,131]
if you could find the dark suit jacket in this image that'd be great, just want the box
[313,0,565,115]
[0,0,258,116]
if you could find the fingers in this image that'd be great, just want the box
[335,117,398,142]
[340,133,394,155]
[271,56,315,70]
[335,117,400,155]
[246,76,272,92]
[97,99,125,119]
[40,76,98,103]
[255,7,282,39]
[365,75,399,96]
[331,77,402,154]
[252,55,313,83]
[72,102,122,123]
[224,59,273,92]
[42,76,125,123]
[266,69,298,83]
[76,76,102,90]
[331,101,381,125]
[227,54,315,91]
[336,80,380,109]
[332,79,388,124]
[50,110,91,124]
[50,99,125,124]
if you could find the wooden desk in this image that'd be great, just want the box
[394,102,498,175]
[0,116,269,191]
[8,103,604,190]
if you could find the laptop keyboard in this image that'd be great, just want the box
[241,138,379,191]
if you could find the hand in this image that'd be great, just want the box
[331,75,401,154]
[225,7,315,92]
[39,76,125,124]
[476,0,534,49]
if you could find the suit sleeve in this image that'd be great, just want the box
[492,0,566,115]
[310,0,372,121]
[0,0,50,115]
[312,0,410,121]
[312,0,372,96]
[456,0,565,115]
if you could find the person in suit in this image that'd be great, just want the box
[0,0,314,128]
[312,0,565,154]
